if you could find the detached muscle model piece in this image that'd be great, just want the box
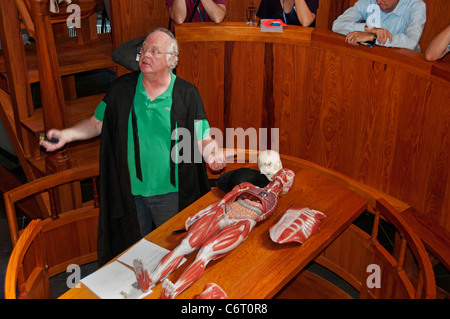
[133,168,295,299]
[196,283,228,299]
[269,207,326,244]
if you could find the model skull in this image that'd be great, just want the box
[258,150,283,181]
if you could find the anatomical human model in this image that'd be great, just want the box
[196,283,228,299]
[133,168,295,299]
[269,207,326,244]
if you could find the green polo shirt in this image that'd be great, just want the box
[94,72,210,196]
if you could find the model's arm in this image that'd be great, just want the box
[425,24,450,61]
[294,0,315,27]
[39,116,102,152]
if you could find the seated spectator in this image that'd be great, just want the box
[425,24,450,61]
[332,0,426,51]
[257,0,319,27]
[167,0,226,25]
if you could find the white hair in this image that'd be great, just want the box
[149,28,179,70]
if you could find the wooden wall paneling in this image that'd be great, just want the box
[303,47,367,178]
[363,63,406,192]
[388,72,433,210]
[419,78,450,229]
[272,43,309,156]
[420,0,450,53]
[304,41,449,231]
[224,0,261,23]
[315,0,353,30]
[110,0,169,47]
[177,41,225,134]
[223,41,265,152]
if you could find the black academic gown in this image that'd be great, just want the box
[97,71,210,266]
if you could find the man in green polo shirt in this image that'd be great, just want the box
[40,28,232,265]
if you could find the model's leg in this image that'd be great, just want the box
[134,207,227,292]
[162,219,256,299]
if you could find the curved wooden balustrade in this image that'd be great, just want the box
[4,163,99,279]
[4,219,49,299]
[174,23,450,273]
[315,198,435,299]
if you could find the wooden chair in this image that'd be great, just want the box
[4,164,100,279]
[4,219,50,299]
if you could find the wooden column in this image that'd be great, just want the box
[30,0,78,212]
[0,0,34,156]
[30,0,68,131]
[29,0,72,172]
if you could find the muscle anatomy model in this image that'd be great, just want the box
[269,207,326,244]
[133,168,295,299]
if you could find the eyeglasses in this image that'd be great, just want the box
[138,46,173,58]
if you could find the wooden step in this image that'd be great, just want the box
[21,93,104,137]
[19,93,103,177]
[275,269,353,299]
[0,33,115,84]
[28,137,100,178]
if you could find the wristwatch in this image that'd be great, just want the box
[367,34,377,47]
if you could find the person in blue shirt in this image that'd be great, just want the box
[332,0,426,51]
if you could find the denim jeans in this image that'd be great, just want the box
[134,192,179,237]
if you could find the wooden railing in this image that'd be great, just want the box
[4,219,49,299]
[316,198,435,298]
[4,164,99,277]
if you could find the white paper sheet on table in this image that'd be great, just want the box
[80,239,186,299]
[117,238,186,272]
[80,261,153,299]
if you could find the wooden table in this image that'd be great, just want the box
[60,157,367,299]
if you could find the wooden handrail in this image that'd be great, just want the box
[4,219,47,299]
[4,163,99,246]
[375,198,436,298]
